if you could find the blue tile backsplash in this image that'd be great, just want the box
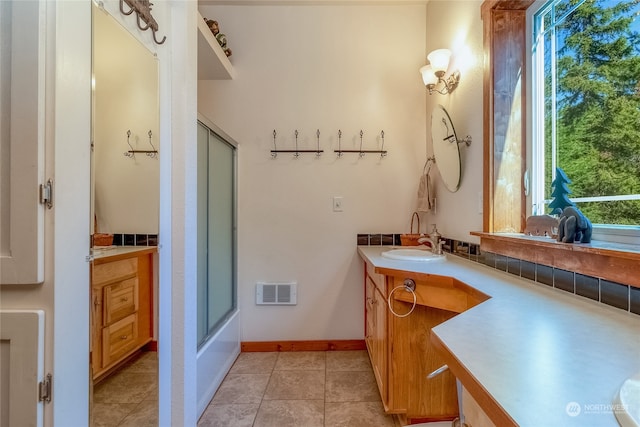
[358,233,638,316]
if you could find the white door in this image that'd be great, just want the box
[0,2,48,425]
[0,1,91,426]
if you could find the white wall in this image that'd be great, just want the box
[198,4,427,342]
[93,6,159,235]
[424,0,485,244]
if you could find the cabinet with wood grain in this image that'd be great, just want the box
[91,248,155,381]
[363,261,490,423]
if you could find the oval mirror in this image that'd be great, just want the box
[431,105,461,192]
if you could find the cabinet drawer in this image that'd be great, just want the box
[93,258,138,286]
[102,313,138,367]
[103,278,138,325]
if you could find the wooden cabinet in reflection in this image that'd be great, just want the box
[91,248,155,381]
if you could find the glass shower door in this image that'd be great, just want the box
[196,121,237,346]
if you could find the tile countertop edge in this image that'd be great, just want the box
[357,246,640,427]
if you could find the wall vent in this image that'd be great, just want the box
[256,282,297,305]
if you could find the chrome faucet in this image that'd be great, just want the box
[429,224,443,255]
[416,224,444,255]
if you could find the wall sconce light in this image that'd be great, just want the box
[420,49,460,95]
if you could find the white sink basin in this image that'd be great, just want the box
[381,248,446,262]
[615,372,640,427]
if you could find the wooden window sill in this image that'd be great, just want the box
[471,232,640,288]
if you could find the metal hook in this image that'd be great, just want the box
[359,130,365,157]
[146,130,157,158]
[337,129,343,157]
[137,13,151,31]
[424,156,435,175]
[271,129,278,158]
[124,130,135,157]
[316,129,321,157]
[294,129,300,158]
[380,130,386,158]
[120,0,166,45]
[119,0,135,15]
[152,29,167,45]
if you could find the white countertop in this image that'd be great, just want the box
[91,245,157,261]
[358,246,640,427]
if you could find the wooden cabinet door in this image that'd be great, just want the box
[374,285,388,405]
[366,273,390,406]
[91,286,103,373]
[365,276,376,353]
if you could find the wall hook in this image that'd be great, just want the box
[146,130,158,158]
[136,12,151,31]
[333,129,388,157]
[124,130,135,158]
[119,0,135,15]
[271,130,278,158]
[268,129,324,158]
[315,129,322,157]
[124,129,158,158]
[119,0,167,45]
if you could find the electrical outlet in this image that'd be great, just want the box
[333,196,343,212]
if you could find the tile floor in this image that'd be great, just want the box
[92,351,158,427]
[91,350,400,427]
[198,350,400,427]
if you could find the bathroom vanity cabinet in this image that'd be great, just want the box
[363,260,489,423]
[360,245,640,426]
[91,247,156,381]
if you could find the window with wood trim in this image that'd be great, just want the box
[531,0,640,229]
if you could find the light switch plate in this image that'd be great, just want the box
[333,196,343,212]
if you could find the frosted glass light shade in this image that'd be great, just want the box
[420,65,438,86]
[427,49,451,75]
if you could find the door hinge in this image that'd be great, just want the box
[39,373,52,403]
[39,179,53,209]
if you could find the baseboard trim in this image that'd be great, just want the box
[144,340,158,352]
[241,339,366,352]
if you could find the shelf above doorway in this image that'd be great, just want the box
[197,11,236,80]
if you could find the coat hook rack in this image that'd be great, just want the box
[119,0,167,45]
[123,129,159,158]
[334,130,388,158]
[270,129,324,158]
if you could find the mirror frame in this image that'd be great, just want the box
[431,104,462,192]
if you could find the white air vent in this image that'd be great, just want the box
[256,282,297,305]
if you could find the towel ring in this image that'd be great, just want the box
[387,282,417,318]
